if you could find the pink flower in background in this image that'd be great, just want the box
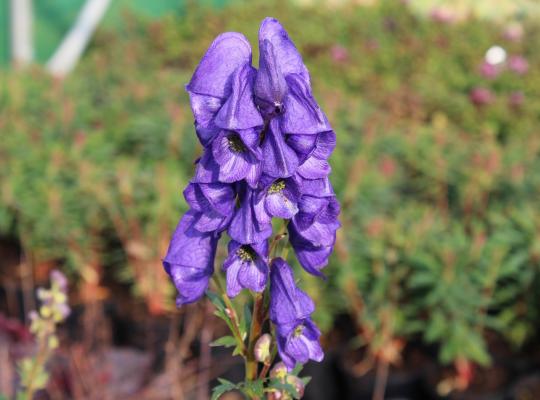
[330,45,349,63]
[430,6,456,24]
[508,55,529,75]
[509,91,524,108]
[479,61,500,79]
[502,23,524,42]
[470,87,494,106]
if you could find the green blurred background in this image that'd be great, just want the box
[1,0,540,398]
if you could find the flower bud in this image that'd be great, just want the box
[254,333,272,364]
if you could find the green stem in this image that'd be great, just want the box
[246,292,264,381]
[212,275,247,356]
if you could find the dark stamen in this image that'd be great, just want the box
[227,134,246,153]
[236,246,257,261]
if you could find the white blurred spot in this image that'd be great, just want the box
[485,46,507,65]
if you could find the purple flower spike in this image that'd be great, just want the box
[276,318,324,370]
[163,211,220,305]
[269,258,315,325]
[223,240,269,297]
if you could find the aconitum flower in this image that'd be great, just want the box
[164,17,340,360]
[269,258,323,369]
[223,240,269,297]
[163,211,219,305]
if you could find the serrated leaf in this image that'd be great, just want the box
[210,335,237,348]
[211,378,237,400]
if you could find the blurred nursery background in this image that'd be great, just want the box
[1,0,540,399]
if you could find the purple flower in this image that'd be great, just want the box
[254,18,331,179]
[269,258,323,370]
[288,195,340,276]
[223,240,269,297]
[163,211,220,305]
[255,175,301,222]
[269,258,314,325]
[229,184,273,244]
[187,33,262,147]
[195,129,262,186]
[276,318,324,370]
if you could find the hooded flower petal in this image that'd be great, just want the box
[262,119,299,178]
[280,74,331,135]
[223,240,269,297]
[288,223,335,277]
[295,175,335,197]
[214,64,264,131]
[269,258,315,325]
[187,32,252,99]
[163,211,219,305]
[255,40,288,117]
[291,196,340,247]
[258,18,309,81]
[229,185,273,244]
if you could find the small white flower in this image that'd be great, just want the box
[485,46,507,65]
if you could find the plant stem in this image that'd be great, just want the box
[212,275,247,356]
[23,333,50,400]
[372,359,389,400]
[246,292,264,381]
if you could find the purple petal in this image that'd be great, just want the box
[294,175,335,197]
[214,64,264,130]
[265,187,299,219]
[188,93,223,147]
[297,156,331,179]
[281,74,331,135]
[225,257,243,298]
[187,32,252,99]
[229,187,273,244]
[269,258,315,325]
[255,40,288,113]
[163,211,219,305]
[258,18,309,81]
[287,134,317,156]
[238,257,268,293]
[262,119,299,178]
[194,150,220,183]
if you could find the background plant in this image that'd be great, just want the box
[1,0,540,396]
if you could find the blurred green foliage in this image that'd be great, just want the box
[1,0,540,367]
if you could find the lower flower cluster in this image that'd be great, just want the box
[163,17,340,370]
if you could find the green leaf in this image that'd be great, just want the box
[243,380,264,397]
[211,378,237,400]
[210,335,237,348]
[241,303,252,338]
[291,363,303,376]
